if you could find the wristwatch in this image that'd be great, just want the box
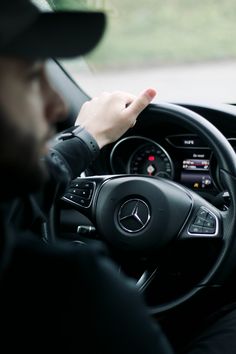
[58,125,100,158]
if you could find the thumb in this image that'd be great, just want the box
[124,88,157,117]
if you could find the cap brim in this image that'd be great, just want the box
[2,11,106,59]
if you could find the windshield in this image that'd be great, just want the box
[44,0,236,104]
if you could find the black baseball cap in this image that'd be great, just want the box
[0,0,106,59]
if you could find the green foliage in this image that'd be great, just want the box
[47,0,236,70]
[47,0,101,10]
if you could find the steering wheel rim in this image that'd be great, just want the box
[59,102,236,315]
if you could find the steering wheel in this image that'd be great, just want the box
[60,102,236,314]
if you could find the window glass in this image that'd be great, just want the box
[42,0,236,103]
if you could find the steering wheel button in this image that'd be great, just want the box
[68,188,91,199]
[80,182,94,189]
[75,197,90,207]
[197,209,208,219]
[64,193,75,201]
[63,194,90,207]
[206,213,215,222]
[202,227,215,234]
[193,217,205,226]
[71,182,80,188]
[79,189,91,198]
[71,181,94,189]
[189,225,203,234]
[203,219,215,228]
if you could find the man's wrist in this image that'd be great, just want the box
[72,126,100,157]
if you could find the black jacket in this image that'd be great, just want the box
[0,128,173,353]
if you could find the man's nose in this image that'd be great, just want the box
[45,87,69,124]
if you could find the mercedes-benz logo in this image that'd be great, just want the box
[118,199,151,233]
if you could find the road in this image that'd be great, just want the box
[74,60,236,104]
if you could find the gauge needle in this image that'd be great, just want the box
[147,164,156,176]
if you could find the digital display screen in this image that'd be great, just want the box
[167,134,207,148]
[183,159,209,171]
[180,153,212,190]
[182,138,202,147]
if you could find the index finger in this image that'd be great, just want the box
[124,88,157,117]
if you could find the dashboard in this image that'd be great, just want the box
[85,102,236,200]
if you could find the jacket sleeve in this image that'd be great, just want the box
[48,125,100,181]
[15,126,100,234]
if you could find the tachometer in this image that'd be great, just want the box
[128,141,174,179]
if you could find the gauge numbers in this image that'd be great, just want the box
[128,142,174,179]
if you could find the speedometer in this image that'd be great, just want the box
[128,141,174,179]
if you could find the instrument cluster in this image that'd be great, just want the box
[110,134,219,193]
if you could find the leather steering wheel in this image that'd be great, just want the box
[61,102,236,314]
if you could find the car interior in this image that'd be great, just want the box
[39,0,236,350]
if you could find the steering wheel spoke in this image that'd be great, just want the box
[61,176,109,219]
[178,197,222,240]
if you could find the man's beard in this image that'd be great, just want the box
[0,109,49,200]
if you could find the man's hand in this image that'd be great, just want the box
[75,88,157,148]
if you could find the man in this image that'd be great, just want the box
[2,1,236,354]
[0,1,175,353]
